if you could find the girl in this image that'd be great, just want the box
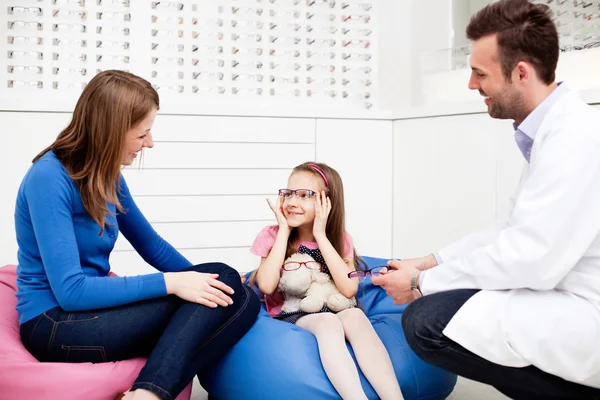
[14,70,260,400]
[250,162,404,400]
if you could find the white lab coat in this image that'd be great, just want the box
[420,86,600,389]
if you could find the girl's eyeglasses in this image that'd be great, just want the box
[348,266,387,282]
[278,189,317,199]
[281,261,323,272]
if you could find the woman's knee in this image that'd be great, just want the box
[187,262,241,285]
[185,263,250,308]
[237,285,261,318]
[186,261,233,274]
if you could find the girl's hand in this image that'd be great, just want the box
[164,271,235,308]
[313,190,331,240]
[267,196,290,235]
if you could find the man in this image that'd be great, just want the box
[371,0,600,399]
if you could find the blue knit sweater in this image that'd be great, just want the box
[14,150,192,325]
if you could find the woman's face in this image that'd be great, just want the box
[122,108,157,166]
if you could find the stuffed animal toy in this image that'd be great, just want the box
[278,252,357,313]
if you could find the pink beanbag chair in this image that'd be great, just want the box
[0,264,193,400]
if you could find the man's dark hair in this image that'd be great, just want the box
[466,0,558,84]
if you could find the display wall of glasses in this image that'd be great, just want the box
[540,0,600,52]
[1,0,377,113]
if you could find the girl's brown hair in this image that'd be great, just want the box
[33,70,159,234]
[285,162,365,268]
[249,162,365,286]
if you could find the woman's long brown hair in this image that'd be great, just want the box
[33,70,159,235]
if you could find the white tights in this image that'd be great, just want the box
[296,309,404,400]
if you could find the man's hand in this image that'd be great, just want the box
[387,254,438,272]
[371,260,420,304]
[370,254,437,304]
[239,273,247,284]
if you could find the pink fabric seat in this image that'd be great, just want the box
[0,264,193,400]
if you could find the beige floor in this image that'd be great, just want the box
[447,378,509,400]
[190,381,207,400]
[191,377,510,400]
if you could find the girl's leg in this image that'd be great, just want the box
[20,263,260,400]
[296,313,368,400]
[337,308,404,400]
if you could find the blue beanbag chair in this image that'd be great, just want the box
[200,256,457,400]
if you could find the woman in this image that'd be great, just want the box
[14,70,260,400]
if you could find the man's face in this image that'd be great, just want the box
[468,35,525,121]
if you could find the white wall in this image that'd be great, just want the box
[393,113,509,257]
[392,104,600,258]
[316,119,393,258]
[0,112,393,274]
[0,112,73,263]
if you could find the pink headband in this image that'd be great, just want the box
[306,163,328,186]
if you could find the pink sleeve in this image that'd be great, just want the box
[343,232,354,259]
[249,225,279,258]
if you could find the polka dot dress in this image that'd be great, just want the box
[297,245,330,276]
[274,245,335,324]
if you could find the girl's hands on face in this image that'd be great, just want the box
[312,190,331,239]
[267,195,290,235]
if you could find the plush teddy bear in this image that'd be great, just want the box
[278,252,357,314]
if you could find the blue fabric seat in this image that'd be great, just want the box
[200,256,457,400]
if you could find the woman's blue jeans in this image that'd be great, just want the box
[20,263,260,400]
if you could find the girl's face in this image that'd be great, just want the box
[282,171,325,229]
[122,108,157,166]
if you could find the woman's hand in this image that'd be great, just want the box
[267,196,290,235]
[164,271,235,308]
[313,190,331,240]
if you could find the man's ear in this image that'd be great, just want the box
[514,61,531,83]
